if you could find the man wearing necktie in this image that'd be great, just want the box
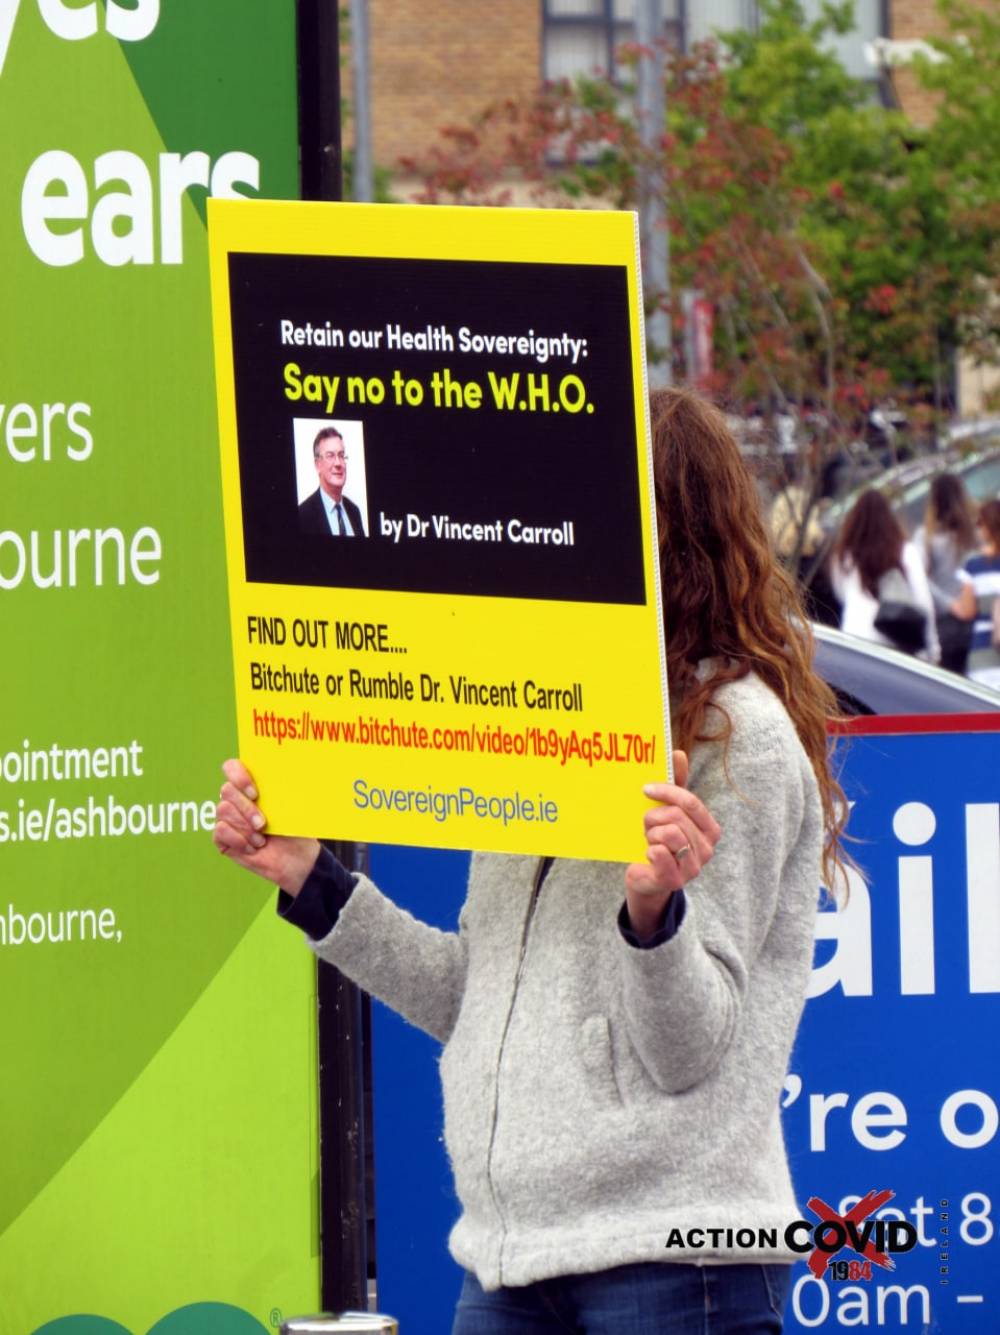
[298,426,367,537]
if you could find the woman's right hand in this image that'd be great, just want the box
[213,758,320,897]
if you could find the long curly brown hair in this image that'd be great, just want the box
[650,388,847,891]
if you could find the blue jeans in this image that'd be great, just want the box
[452,1262,790,1334]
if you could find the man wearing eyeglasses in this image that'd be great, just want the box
[298,426,367,537]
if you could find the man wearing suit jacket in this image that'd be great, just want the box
[299,426,367,537]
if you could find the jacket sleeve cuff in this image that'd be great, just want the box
[276,843,358,941]
[617,889,687,950]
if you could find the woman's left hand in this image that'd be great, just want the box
[624,750,721,935]
[951,582,976,622]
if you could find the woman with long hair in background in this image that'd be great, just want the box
[914,473,977,674]
[214,388,848,1334]
[829,487,939,661]
[952,497,1000,689]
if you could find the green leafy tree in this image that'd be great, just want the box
[401,0,1000,560]
[916,0,1000,375]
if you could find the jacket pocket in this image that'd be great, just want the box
[579,1014,625,1108]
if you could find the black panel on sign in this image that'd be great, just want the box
[228,251,645,605]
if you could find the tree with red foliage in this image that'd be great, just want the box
[401,1,999,573]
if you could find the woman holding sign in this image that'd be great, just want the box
[215,388,847,1334]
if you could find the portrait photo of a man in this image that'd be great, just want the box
[295,420,369,538]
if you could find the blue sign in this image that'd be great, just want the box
[784,724,999,1332]
[368,844,467,1334]
[370,723,1000,1334]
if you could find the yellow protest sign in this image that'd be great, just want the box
[209,200,670,861]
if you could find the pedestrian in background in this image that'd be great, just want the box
[828,489,939,661]
[952,497,1000,689]
[913,473,978,674]
[769,477,839,626]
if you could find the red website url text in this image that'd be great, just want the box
[252,709,657,769]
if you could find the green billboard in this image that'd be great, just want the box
[0,4,318,1330]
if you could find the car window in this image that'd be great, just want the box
[823,455,953,534]
[964,456,1000,501]
[897,451,1000,532]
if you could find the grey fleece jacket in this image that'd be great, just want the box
[309,672,823,1289]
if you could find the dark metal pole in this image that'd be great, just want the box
[296,1,371,1313]
[298,0,344,203]
[316,841,371,1312]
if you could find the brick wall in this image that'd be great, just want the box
[889,0,992,127]
[367,0,541,168]
[887,0,948,127]
[360,0,992,156]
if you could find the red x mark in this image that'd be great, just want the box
[805,1189,897,1280]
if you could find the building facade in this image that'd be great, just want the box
[362,0,996,415]
[366,0,895,168]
